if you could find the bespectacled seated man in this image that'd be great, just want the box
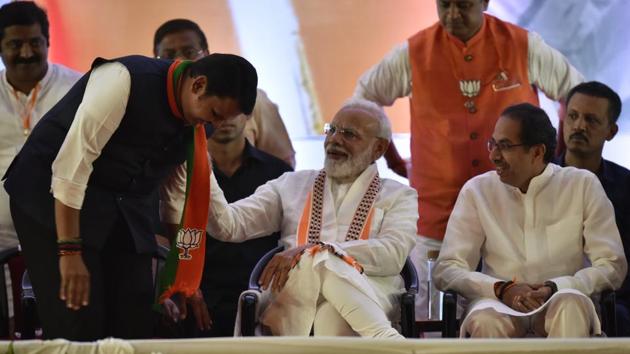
[433,103,626,337]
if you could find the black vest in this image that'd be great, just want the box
[4,55,190,253]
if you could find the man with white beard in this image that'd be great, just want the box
[169,98,418,337]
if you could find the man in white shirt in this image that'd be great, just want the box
[433,103,626,337]
[353,0,584,320]
[0,1,80,250]
[4,53,257,340]
[184,98,418,337]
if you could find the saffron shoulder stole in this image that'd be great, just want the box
[158,60,211,303]
[296,170,381,246]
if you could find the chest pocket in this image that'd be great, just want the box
[367,208,385,238]
[545,215,584,266]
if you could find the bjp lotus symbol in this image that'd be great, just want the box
[176,228,203,260]
[459,80,480,98]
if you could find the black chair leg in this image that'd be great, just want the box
[241,293,258,336]
[600,290,617,337]
[400,293,416,337]
[442,290,458,338]
[0,266,9,338]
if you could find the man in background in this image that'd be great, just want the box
[153,19,296,168]
[0,1,80,251]
[556,81,630,336]
[0,1,81,334]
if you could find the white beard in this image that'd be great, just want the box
[324,145,373,181]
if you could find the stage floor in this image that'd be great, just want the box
[2,337,630,354]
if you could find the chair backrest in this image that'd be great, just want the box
[400,258,418,294]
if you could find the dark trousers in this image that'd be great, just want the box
[617,299,630,337]
[11,200,154,341]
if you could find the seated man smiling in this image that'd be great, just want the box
[433,103,626,338]
[167,98,418,337]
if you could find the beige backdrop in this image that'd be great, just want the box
[38,0,439,133]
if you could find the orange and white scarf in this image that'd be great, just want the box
[296,170,381,247]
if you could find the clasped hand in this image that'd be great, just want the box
[502,283,552,312]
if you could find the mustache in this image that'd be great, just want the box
[569,132,588,142]
[15,56,42,65]
[326,143,348,154]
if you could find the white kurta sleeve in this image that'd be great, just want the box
[550,176,627,295]
[527,31,584,101]
[51,62,130,209]
[206,171,284,243]
[433,182,502,300]
[353,43,412,106]
[339,186,418,277]
[159,162,187,224]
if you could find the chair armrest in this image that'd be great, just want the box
[20,271,38,339]
[600,289,617,337]
[241,245,283,336]
[442,290,458,338]
[0,247,19,264]
[248,245,284,291]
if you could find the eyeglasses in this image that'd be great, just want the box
[157,47,205,60]
[487,139,526,152]
[323,123,362,141]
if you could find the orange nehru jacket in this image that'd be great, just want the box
[408,14,539,240]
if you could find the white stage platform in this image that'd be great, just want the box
[2,337,630,354]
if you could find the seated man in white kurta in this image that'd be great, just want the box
[433,103,627,338]
[201,98,417,338]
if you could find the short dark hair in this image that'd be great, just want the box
[153,19,208,56]
[0,1,49,45]
[501,103,557,163]
[566,81,622,124]
[190,53,257,115]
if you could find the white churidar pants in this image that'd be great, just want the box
[261,251,403,339]
[463,292,596,338]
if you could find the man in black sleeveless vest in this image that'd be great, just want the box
[2,53,257,340]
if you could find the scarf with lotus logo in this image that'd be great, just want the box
[158,59,210,303]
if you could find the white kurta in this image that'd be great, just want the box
[0,63,81,249]
[433,163,627,332]
[204,163,418,333]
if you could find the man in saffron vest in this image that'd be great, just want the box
[3,54,257,340]
[174,98,418,337]
[354,0,584,320]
